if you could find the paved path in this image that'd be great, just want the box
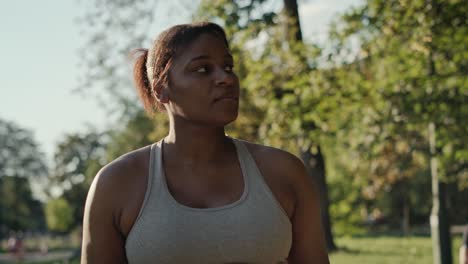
[0,250,75,263]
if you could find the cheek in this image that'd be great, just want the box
[168,77,200,101]
[168,84,212,116]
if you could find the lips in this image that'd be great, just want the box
[214,95,239,102]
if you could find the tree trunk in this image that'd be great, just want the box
[282,0,303,42]
[429,122,452,264]
[402,195,410,236]
[301,146,337,251]
[282,0,337,252]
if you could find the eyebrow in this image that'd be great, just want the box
[188,53,233,63]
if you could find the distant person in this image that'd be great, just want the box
[6,231,16,254]
[81,22,329,263]
[461,225,468,264]
[14,231,25,261]
[39,237,48,255]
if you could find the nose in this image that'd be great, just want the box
[214,67,236,87]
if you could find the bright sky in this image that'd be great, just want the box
[0,0,362,162]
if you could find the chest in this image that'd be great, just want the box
[120,153,295,237]
[163,162,244,209]
[164,160,294,218]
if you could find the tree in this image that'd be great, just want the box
[45,198,74,233]
[330,0,467,187]
[0,176,45,234]
[48,130,107,230]
[330,0,467,261]
[0,119,47,178]
[0,118,47,235]
[105,110,167,160]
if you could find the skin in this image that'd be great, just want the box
[81,33,329,264]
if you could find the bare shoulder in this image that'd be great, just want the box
[97,145,151,183]
[91,145,151,197]
[85,144,152,227]
[81,145,152,262]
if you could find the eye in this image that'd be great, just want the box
[196,66,208,73]
[224,64,234,72]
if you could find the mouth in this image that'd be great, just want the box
[214,96,239,102]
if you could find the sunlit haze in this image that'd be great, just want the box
[0,0,362,161]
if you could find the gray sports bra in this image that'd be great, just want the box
[125,138,292,263]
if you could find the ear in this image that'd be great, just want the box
[151,80,170,104]
[156,86,170,104]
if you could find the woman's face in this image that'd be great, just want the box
[165,33,240,127]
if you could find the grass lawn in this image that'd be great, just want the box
[330,235,463,264]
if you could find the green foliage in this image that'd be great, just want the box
[0,119,47,179]
[326,0,467,229]
[51,131,106,187]
[105,110,167,160]
[0,176,45,233]
[45,198,74,233]
[331,0,467,184]
[0,118,47,234]
[47,130,107,230]
[325,141,367,236]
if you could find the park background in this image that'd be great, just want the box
[0,0,466,263]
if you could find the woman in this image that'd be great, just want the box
[81,22,329,264]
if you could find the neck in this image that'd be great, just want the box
[163,115,232,164]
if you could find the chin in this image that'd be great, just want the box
[213,110,239,126]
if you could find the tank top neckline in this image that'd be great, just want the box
[156,137,250,212]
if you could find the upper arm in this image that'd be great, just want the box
[284,154,329,264]
[81,166,128,264]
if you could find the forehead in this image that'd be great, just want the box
[174,33,230,62]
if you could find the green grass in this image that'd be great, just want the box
[330,235,463,264]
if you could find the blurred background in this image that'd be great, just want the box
[0,0,466,263]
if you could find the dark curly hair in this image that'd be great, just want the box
[131,22,229,114]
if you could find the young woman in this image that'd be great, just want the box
[81,22,329,264]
